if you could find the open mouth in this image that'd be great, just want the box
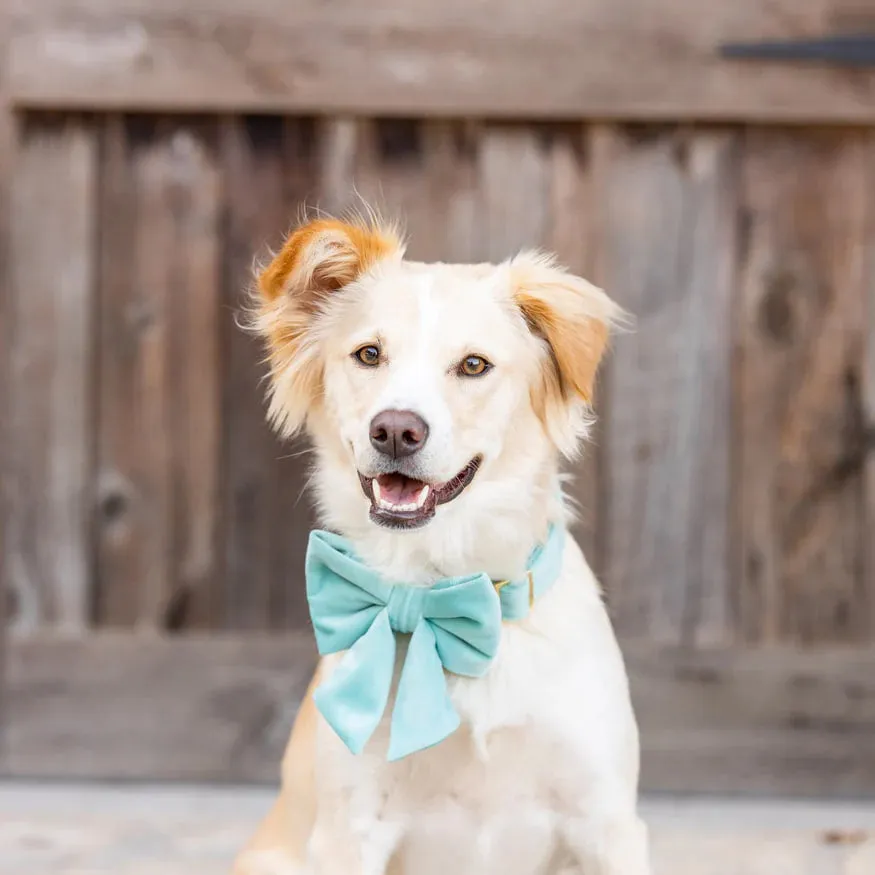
[358,457,482,530]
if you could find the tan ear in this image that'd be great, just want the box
[512,251,622,455]
[250,217,403,436]
[258,217,403,302]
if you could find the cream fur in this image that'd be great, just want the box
[235,219,650,875]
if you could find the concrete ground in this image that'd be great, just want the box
[0,782,872,874]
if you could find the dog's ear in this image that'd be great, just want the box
[512,252,624,457]
[250,217,403,436]
[258,217,402,304]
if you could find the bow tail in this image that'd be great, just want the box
[313,609,396,755]
[388,619,461,761]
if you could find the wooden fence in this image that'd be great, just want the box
[1,1,874,797]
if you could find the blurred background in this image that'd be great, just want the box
[1,0,874,870]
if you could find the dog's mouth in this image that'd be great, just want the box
[358,457,482,530]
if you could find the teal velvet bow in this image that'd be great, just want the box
[305,525,564,760]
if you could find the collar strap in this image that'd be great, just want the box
[492,522,565,621]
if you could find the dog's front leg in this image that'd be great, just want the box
[309,812,403,875]
[559,814,651,875]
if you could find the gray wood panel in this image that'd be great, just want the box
[220,115,316,631]
[11,1,875,122]
[6,116,97,632]
[95,119,222,629]
[599,127,735,647]
[0,2,13,716]
[735,130,873,644]
[2,633,317,782]
[546,125,603,569]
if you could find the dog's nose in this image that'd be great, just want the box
[369,409,429,458]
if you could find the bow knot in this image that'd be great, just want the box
[386,586,427,634]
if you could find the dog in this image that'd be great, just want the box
[234,215,651,875]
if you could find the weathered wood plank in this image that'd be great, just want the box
[95,119,221,629]
[94,115,142,626]
[173,123,222,628]
[863,138,875,646]
[735,130,873,645]
[629,642,875,797]
[0,3,14,715]
[317,118,359,217]
[599,127,736,646]
[2,632,317,781]
[546,125,602,569]
[480,125,549,263]
[348,119,482,264]
[11,1,875,122]
[220,115,316,631]
[3,633,874,796]
[6,116,97,632]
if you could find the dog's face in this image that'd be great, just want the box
[252,218,619,534]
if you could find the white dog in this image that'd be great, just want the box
[234,215,651,875]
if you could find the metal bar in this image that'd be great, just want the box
[721,33,875,66]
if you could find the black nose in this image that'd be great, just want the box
[369,409,429,458]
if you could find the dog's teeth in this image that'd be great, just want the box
[372,482,429,513]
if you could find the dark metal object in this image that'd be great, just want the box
[720,33,875,66]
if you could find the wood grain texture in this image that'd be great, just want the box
[347,119,482,264]
[94,115,143,626]
[220,115,316,631]
[0,4,13,706]
[545,125,602,568]
[3,633,874,796]
[735,130,873,645]
[627,642,875,797]
[12,1,875,122]
[863,136,875,646]
[95,118,221,629]
[317,118,359,217]
[599,127,736,646]
[6,116,97,632]
[480,125,549,263]
[2,632,317,782]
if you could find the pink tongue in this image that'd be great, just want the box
[377,474,422,504]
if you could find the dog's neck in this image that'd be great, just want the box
[312,451,565,587]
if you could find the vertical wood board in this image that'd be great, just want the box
[220,115,316,631]
[95,118,221,629]
[599,126,735,647]
[0,5,14,711]
[735,130,873,645]
[546,125,602,567]
[7,116,97,632]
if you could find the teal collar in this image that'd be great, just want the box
[305,524,564,760]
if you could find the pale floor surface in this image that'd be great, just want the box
[0,782,873,874]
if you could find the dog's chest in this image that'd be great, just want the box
[317,621,615,875]
[384,720,585,875]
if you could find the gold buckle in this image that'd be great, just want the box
[494,575,535,608]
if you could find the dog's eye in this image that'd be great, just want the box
[353,344,381,367]
[458,355,492,377]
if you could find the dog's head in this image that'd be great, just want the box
[251,216,620,544]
